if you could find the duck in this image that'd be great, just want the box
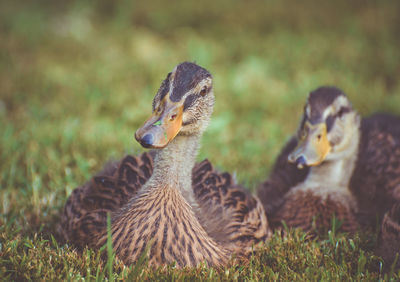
[257,86,400,235]
[61,62,270,267]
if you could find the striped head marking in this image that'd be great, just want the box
[136,62,214,148]
[289,86,359,168]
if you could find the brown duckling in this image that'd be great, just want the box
[61,62,270,267]
[257,86,400,235]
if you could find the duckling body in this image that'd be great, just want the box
[270,186,359,234]
[61,62,270,267]
[257,87,400,234]
[94,135,230,267]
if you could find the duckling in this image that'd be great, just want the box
[257,86,400,234]
[61,62,270,267]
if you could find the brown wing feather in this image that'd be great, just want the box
[61,153,269,255]
[352,113,400,226]
[193,159,271,255]
[60,152,154,246]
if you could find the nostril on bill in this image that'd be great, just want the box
[288,153,296,163]
[140,134,154,148]
[295,155,306,169]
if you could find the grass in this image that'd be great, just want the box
[1,0,400,280]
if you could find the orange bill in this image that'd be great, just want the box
[288,122,331,168]
[135,102,184,149]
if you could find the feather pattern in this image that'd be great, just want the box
[61,62,270,267]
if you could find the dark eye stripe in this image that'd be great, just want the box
[326,115,335,132]
[183,94,197,111]
[326,106,351,132]
[337,106,351,117]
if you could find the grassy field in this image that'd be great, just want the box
[1,0,400,280]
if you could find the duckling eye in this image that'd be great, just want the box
[170,114,177,121]
[200,86,208,96]
[317,134,322,141]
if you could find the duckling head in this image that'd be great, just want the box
[135,62,214,148]
[288,86,361,168]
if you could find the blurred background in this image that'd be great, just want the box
[1,0,400,233]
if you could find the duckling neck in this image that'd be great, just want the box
[150,133,200,205]
[308,116,361,188]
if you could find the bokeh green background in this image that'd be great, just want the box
[1,0,400,279]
